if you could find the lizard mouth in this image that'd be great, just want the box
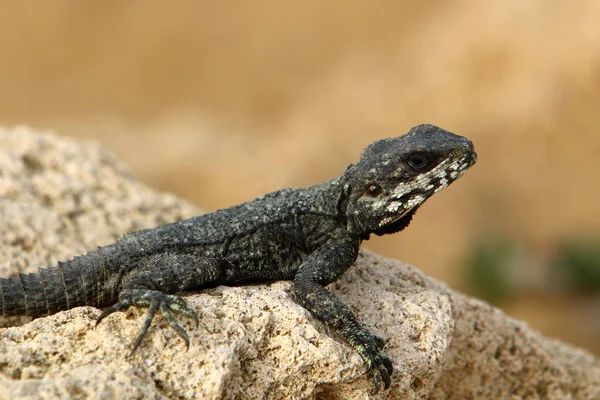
[374,207,419,236]
[378,209,412,227]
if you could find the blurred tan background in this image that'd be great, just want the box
[1,1,599,354]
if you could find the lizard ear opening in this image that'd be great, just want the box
[336,182,352,216]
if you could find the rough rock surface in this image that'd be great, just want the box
[0,126,599,400]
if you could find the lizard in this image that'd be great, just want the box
[0,124,476,393]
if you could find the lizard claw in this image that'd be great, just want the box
[367,353,393,394]
[365,350,393,394]
[353,332,394,394]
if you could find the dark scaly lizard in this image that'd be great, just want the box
[0,124,476,392]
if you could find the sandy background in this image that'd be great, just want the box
[0,1,599,354]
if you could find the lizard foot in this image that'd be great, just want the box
[96,289,199,354]
[354,332,394,394]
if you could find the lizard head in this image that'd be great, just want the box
[342,124,477,236]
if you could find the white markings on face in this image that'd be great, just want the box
[434,183,449,193]
[365,153,473,229]
[383,155,472,212]
[406,194,425,209]
[370,199,387,210]
[386,201,403,213]
[390,158,453,199]
[391,182,410,199]
[434,158,469,192]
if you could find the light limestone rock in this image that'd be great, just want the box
[0,126,598,399]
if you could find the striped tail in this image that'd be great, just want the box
[0,254,110,317]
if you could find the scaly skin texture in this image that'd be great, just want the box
[0,124,476,393]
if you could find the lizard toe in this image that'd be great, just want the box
[372,333,387,350]
[355,333,394,393]
[96,301,132,327]
[367,354,393,394]
[160,301,192,350]
[101,289,198,353]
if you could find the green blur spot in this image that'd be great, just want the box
[466,234,520,304]
[553,237,600,292]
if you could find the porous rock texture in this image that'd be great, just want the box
[0,126,599,400]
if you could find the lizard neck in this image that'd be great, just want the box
[299,175,348,219]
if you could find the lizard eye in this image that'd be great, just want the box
[407,153,432,171]
[366,183,382,197]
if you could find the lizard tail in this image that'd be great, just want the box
[0,260,104,317]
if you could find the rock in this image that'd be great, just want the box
[0,126,599,399]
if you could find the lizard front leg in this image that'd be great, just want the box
[96,253,223,353]
[292,236,393,393]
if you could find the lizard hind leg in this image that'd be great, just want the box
[96,288,199,354]
[95,253,222,353]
